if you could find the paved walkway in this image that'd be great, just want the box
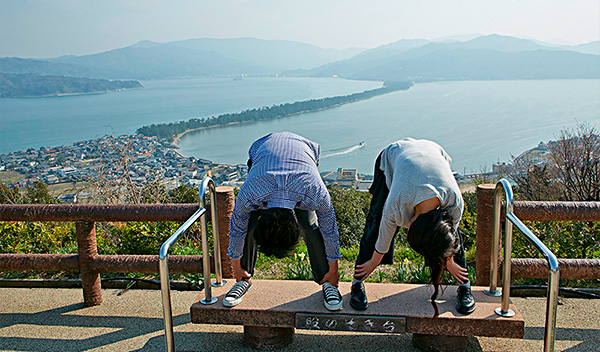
[0,287,598,351]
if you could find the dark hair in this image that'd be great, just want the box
[254,208,301,259]
[407,208,460,317]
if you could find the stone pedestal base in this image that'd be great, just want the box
[244,326,295,350]
[412,334,468,352]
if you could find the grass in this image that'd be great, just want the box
[251,240,447,285]
[0,170,25,183]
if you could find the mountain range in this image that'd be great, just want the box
[0,35,598,82]
[0,38,362,80]
[287,35,600,81]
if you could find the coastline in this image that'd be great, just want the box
[170,102,351,148]
[168,83,411,149]
[1,86,143,99]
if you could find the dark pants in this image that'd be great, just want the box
[240,209,329,284]
[354,152,468,279]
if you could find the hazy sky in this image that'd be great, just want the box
[1,0,599,58]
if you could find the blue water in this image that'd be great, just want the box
[0,77,382,154]
[2,78,599,175]
[177,79,600,174]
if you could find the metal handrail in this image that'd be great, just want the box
[159,176,225,352]
[200,177,227,289]
[484,179,560,352]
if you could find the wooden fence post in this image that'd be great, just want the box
[475,184,498,287]
[76,221,102,306]
[216,186,235,278]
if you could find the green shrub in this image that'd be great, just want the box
[0,221,76,253]
[513,220,600,259]
[101,221,203,255]
[460,192,477,251]
[327,185,371,248]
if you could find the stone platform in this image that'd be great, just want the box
[191,280,524,350]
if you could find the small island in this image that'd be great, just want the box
[0,73,142,98]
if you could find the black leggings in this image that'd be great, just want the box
[240,209,330,284]
[354,152,468,279]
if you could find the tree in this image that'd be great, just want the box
[551,122,600,201]
[509,122,600,201]
[0,183,22,204]
[327,185,371,248]
[25,181,60,204]
[509,157,562,201]
[139,181,170,204]
[170,184,199,203]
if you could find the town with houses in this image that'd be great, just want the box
[0,134,377,203]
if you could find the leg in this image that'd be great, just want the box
[223,211,260,307]
[355,152,395,273]
[351,152,393,311]
[454,228,476,314]
[452,228,468,270]
[240,210,261,276]
[294,209,328,283]
[295,209,343,311]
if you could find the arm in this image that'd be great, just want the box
[319,260,340,286]
[226,193,254,261]
[354,202,397,280]
[354,251,384,280]
[314,192,341,262]
[446,255,468,284]
[232,258,252,282]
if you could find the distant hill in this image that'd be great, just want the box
[292,35,600,81]
[568,40,600,55]
[48,43,264,79]
[0,73,142,98]
[1,35,597,82]
[0,57,130,79]
[0,38,365,80]
[167,38,364,72]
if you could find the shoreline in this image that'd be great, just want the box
[171,102,351,147]
[1,86,143,99]
[167,82,410,148]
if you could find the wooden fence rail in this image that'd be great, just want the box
[475,183,600,286]
[0,186,235,306]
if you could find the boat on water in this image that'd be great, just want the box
[359,141,366,147]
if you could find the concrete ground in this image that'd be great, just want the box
[0,287,598,352]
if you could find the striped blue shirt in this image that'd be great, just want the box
[227,132,341,262]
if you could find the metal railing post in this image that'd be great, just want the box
[200,177,226,288]
[159,206,206,352]
[508,212,560,351]
[159,176,222,352]
[484,178,559,352]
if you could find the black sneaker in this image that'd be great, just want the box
[350,281,368,311]
[223,280,252,307]
[456,285,476,315]
[322,282,343,311]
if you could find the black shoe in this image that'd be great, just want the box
[350,281,368,311]
[456,285,475,315]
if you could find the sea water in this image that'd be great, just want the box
[1,78,599,175]
[0,77,382,154]
[178,79,600,174]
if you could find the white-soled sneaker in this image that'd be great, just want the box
[223,280,252,307]
[322,282,343,311]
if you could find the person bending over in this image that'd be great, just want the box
[351,138,475,316]
[225,132,342,311]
